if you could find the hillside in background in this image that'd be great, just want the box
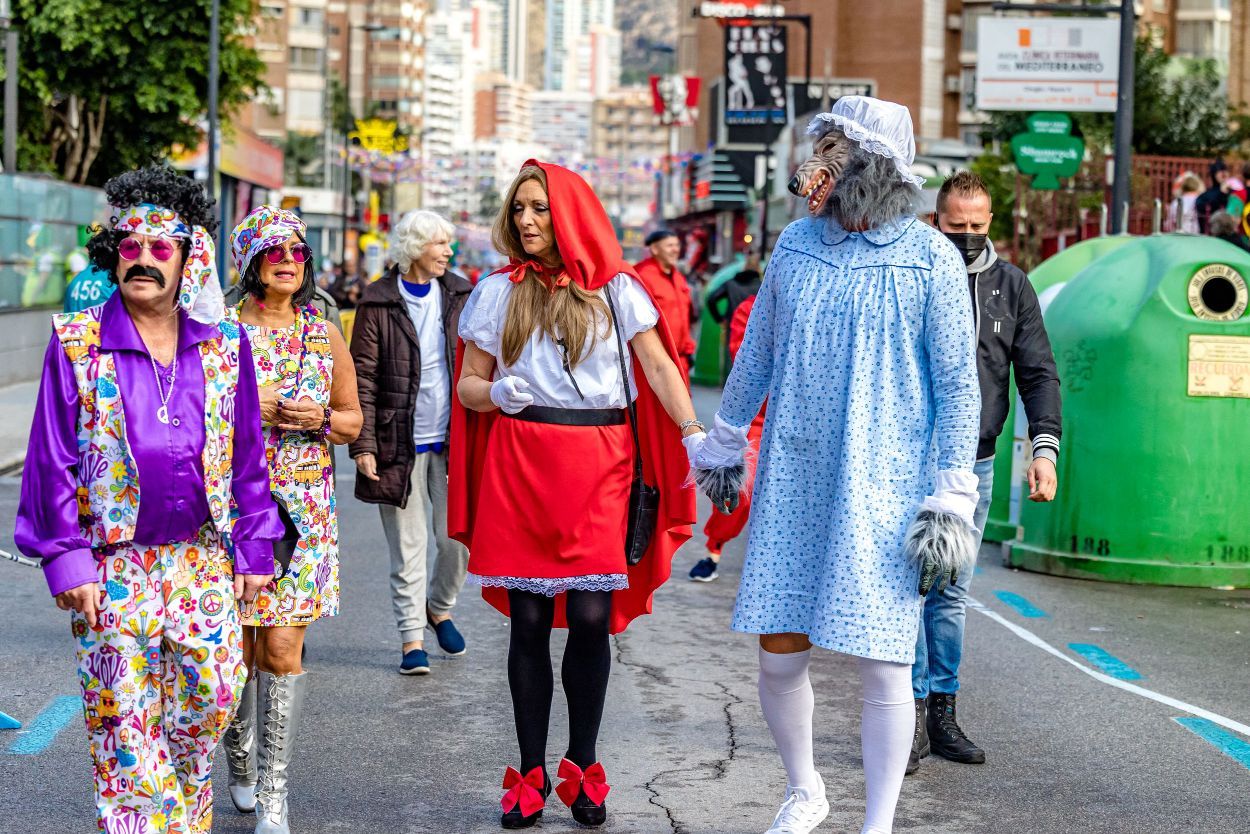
[618,0,678,85]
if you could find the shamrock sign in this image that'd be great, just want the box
[1010,112,1084,191]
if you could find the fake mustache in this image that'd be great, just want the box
[123,264,167,288]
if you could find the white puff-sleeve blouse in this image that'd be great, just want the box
[459,272,659,410]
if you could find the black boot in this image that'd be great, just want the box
[906,697,929,775]
[926,692,985,764]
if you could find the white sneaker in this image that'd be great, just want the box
[764,777,830,834]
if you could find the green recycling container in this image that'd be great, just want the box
[1006,234,1250,586]
[692,255,747,387]
[984,236,1137,543]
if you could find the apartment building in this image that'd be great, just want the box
[475,73,535,143]
[1175,0,1232,62]
[244,0,331,142]
[590,86,668,226]
[530,91,595,162]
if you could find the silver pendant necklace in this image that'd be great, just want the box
[149,334,179,425]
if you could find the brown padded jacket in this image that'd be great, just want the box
[348,265,473,507]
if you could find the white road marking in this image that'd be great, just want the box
[968,596,1250,737]
[0,549,38,568]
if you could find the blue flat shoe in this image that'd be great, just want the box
[399,648,430,675]
[688,557,719,582]
[429,617,467,656]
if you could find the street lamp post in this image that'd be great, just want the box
[1111,0,1135,234]
[647,43,677,222]
[1,0,18,174]
[207,0,220,202]
[339,21,384,271]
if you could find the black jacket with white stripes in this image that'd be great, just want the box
[965,241,1062,461]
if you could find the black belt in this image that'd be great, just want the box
[505,405,627,426]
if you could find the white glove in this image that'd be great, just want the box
[681,431,707,469]
[690,413,749,470]
[919,469,980,532]
[490,376,534,415]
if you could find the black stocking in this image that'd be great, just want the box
[507,590,555,774]
[562,590,613,768]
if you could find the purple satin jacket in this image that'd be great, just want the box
[15,294,282,596]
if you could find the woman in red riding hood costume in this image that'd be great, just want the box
[450,161,702,829]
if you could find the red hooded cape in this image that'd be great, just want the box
[448,160,696,634]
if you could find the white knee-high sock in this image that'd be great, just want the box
[858,656,914,834]
[758,646,822,797]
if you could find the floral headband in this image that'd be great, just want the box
[113,203,193,239]
[229,205,306,277]
[111,202,223,324]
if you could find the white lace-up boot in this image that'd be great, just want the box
[254,670,308,834]
[223,675,258,812]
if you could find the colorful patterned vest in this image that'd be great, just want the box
[53,306,241,549]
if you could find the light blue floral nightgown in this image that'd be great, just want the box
[720,214,980,664]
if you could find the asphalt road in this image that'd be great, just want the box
[1,385,1248,834]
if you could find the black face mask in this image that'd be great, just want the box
[943,232,988,266]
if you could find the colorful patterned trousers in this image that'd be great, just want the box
[72,530,246,833]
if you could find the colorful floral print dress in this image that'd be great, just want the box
[241,307,339,627]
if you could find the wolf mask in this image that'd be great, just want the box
[788,129,851,217]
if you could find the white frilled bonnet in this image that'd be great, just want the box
[807,96,925,189]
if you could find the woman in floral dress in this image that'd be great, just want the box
[221,206,361,834]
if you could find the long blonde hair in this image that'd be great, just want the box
[492,165,609,368]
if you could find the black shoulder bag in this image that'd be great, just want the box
[605,288,660,566]
[270,497,301,579]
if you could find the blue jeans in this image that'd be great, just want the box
[911,457,995,698]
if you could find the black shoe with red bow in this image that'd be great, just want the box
[555,758,611,827]
[500,765,550,829]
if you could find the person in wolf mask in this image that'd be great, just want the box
[685,96,981,834]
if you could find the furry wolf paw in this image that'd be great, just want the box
[904,510,977,595]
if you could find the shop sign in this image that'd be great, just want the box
[1027,112,1072,135]
[1010,113,1083,190]
[350,119,408,155]
[697,1,785,19]
[723,23,788,127]
[977,17,1119,113]
[650,75,702,127]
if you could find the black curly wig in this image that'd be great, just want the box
[236,231,316,308]
[86,165,218,282]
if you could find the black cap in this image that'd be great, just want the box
[1210,159,1229,177]
[645,229,678,246]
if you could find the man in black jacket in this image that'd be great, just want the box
[908,171,1061,775]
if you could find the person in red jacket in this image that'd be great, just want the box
[688,293,765,581]
[634,229,696,374]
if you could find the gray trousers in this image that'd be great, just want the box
[378,451,469,645]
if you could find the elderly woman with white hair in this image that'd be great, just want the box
[349,209,474,675]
